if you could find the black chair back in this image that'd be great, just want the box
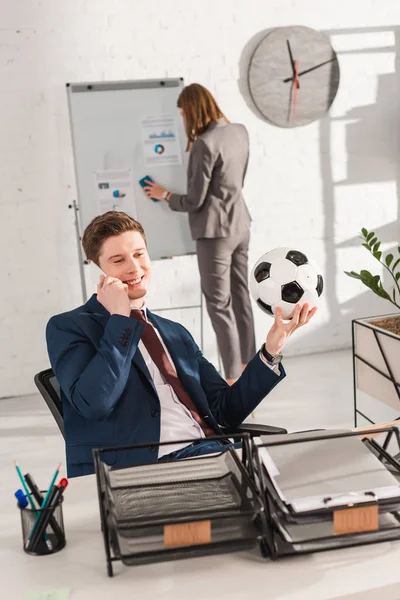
[34,368,65,438]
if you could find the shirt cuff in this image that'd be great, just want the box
[259,350,281,375]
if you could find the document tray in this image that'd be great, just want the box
[250,427,400,559]
[93,436,264,576]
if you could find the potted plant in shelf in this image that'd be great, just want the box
[345,228,400,425]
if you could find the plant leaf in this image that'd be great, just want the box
[367,232,375,242]
[361,227,368,237]
[344,271,363,279]
[385,253,394,267]
[393,258,400,271]
[370,237,378,247]
[396,272,400,281]
[376,285,391,300]
[360,269,373,279]
[344,268,394,302]
[373,241,381,252]
[372,275,380,286]
[373,251,382,261]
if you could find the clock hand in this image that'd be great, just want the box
[292,60,299,123]
[283,56,337,83]
[286,40,300,89]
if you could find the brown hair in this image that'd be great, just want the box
[177,83,228,151]
[82,211,146,265]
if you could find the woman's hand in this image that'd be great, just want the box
[265,303,317,356]
[143,180,168,201]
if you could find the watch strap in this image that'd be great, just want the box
[261,344,283,365]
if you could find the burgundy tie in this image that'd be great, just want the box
[130,310,215,437]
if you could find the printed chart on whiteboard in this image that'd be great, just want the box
[141,114,182,167]
[94,169,137,217]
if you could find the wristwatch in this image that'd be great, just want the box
[161,190,170,200]
[261,344,283,366]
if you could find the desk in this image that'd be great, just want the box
[2,473,400,600]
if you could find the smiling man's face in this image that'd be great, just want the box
[98,230,151,305]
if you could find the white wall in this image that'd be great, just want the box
[1,0,400,397]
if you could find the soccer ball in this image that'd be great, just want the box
[250,248,323,319]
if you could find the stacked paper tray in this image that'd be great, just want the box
[97,447,264,567]
[251,428,400,557]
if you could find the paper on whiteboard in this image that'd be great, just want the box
[141,114,182,167]
[94,169,137,217]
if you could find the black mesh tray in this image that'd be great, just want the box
[249,427,400,559]
[93,436,265,575]
[271,510,400,556]
[106,455,253,525]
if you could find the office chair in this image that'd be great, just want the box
[34,369,64,437]
[34,368,287,440]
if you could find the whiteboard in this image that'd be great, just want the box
[67,78,195,260]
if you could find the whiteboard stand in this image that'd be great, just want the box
[66,76,226,372]
[69,200,88,302]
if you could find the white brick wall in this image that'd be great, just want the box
[1,0,400,397]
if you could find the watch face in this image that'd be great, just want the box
[270,354,282,365]
[262,346,282,365]
[248,26,340,128]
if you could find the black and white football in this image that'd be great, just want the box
[250,248,323,319]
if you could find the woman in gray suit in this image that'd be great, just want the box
[144,83,255,384]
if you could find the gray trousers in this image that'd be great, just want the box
[196,229,256,379]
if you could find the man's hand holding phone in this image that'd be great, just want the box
[97,275,131,317]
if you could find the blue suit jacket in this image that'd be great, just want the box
[46,295,285,477]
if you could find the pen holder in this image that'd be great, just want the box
[18,491,66,556]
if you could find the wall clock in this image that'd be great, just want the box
[248,26,340,127]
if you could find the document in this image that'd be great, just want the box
[141,114,182,167]
[258,432,400,513]
[94,169,136,217]
[254,438,280,477]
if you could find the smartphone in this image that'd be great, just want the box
[138,175,159,202]
[85,260,105,294]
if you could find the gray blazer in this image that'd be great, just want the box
[169,118,251,240]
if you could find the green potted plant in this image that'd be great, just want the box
[345,228,400,425]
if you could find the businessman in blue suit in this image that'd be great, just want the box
[46,211,317,477]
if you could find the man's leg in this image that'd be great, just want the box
[159,440,242,461]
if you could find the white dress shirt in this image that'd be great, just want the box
[132,306,279,459]
[134,307,205,458]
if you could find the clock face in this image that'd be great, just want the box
[248,26,340,127]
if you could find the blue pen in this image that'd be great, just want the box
[14,461,36,509]
[15,489,28,508]
[14,462,53,550]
